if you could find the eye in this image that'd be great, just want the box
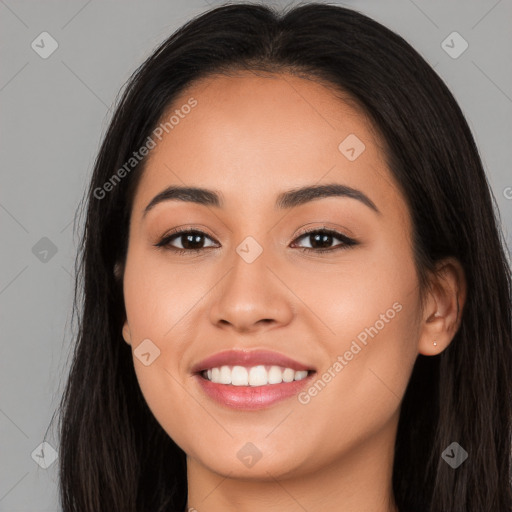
[291,227,357,253]
[154,228,218,254]
[154,226,358,255]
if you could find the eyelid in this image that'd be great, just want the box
[158,224,218,241]
[293,223,354,239]
[155,225,219,248]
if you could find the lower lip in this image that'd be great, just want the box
[194,372,315,410]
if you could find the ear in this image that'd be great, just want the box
[418,257,467,356]
[115,261,130,345]
[122,321,132,346]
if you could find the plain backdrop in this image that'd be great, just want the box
[1,0,511,510]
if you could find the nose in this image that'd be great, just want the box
[208,249,295,334]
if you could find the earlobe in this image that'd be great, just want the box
[417,258,466,356]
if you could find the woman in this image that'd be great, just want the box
[55,3,512,511]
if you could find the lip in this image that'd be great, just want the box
[191,349,315,374]
[191,349,316,411]
[194,371,315,410]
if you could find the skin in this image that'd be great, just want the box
[121,71,466,512]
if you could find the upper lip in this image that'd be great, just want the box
[191,349,315,373]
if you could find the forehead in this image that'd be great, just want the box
[132,71,399,214]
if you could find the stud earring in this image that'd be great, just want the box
[433,340,437,346]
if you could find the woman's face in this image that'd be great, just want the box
[121,72,424,479]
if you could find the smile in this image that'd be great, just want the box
[201,365,310,386]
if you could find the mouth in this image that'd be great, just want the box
[194,369,316,410]
[191,349,316,410]
[199,364,313,386]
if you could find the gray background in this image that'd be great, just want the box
[1,0,511,510]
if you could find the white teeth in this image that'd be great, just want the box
[282,368,295,383]
[295,370,308,381]
[268,365,283,384]
[231,366,248,386]
[202,365,310,386]
[218,365,231,384]
[248,365,267,386]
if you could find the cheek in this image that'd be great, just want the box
[122,244,205,344]
[286,285,420,470]
[290,229,419,355]
[121,246,214,446]
[293,240,420,434]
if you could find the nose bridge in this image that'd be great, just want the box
[208,236,293,331]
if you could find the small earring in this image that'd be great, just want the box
[433,340,437,346]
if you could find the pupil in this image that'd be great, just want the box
[183,233,203,249]
[312,233,332,248]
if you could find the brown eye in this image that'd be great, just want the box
[291,229,357,253]
[155,229,218,253]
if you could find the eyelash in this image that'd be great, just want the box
[154,226,358,255]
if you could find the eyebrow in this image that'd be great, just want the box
[143,183,380,217]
